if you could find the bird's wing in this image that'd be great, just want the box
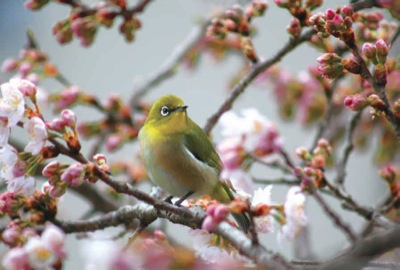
[183,119,222,173]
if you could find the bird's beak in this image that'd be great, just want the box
[174,105,188,112]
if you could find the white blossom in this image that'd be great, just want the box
[24,116,47,155]
[251,186,275,233]
[0,81,25,146]
[279,186,307,241]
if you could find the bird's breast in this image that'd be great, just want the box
[139,129,219,197]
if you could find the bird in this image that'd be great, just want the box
[138,94,250,231]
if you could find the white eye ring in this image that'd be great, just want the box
[160,106,170,116]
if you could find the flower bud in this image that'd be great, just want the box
[1,58,18,72]
[375,39,389,63]
[241,37,258,63]
[325,9,336,20]
[341,56,361,74]
[317,60,344,79]
[367,94,386,111]
[42,161,62,178]
[362,43,377,61]
[344,94,368,111]
[341,5,353,17]
[60,163,85,187]
[11,79,37,97]
[287,18,301,38]
[61,109,77,127]
[295,147,311,160]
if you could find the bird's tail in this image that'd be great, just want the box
[213,181,251,232]
[232,212,251,232]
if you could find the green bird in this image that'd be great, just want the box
[139,95,250,231]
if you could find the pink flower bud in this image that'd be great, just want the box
[213,204,230,222]
[287,18,301,37]
[1,58,18,72]
[106,134,123,152]
[206,204,217,216]
[362,43,377,60]
[375,39,389,63]
[12,79,37,97]
[341,56,361,74]
[18,62,32,77]
[61,109,77,127]
[60,163,85,187]
[93,153,107,165]
[42,161,62,178]
[46,118,66,132]
[367,94,386,111]
[341,5,353,17]
[201,216,218,231]
[344,94,368,111]
[293,167,303,178]
[325,9,336,20]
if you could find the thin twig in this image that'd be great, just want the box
[253,177,300,186]
[335,110,363,185]
[312,191,357,243]
[129,19,210,107]
[203,29,316,134]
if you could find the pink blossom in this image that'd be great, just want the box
[1,247,29,270]
[61,163,85,187]
[41,224,66,259]
[278,186,307,241]
[9,78,37,97]
[7,176,35,195]
[24,117,48,155]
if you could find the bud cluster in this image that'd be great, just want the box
[309,5,355,44]
[1,48,58,85]
[207,1,268,63]
[344,93,387,113]
[294,139,331,190]
[25,0,145,46]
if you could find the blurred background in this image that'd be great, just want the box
[0,0,398,269]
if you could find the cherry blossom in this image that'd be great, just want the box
[0,81,25,146]
[251,185,274,233]
[24,116,48,155]
[278,186,307,241]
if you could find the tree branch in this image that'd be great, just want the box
[319,225,400,270]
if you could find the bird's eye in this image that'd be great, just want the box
[160,106,170,116]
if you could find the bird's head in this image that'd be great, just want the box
[144,95,189,134]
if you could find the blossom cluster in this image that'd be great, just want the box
[2,223,66,270]
[217,108,282,193]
